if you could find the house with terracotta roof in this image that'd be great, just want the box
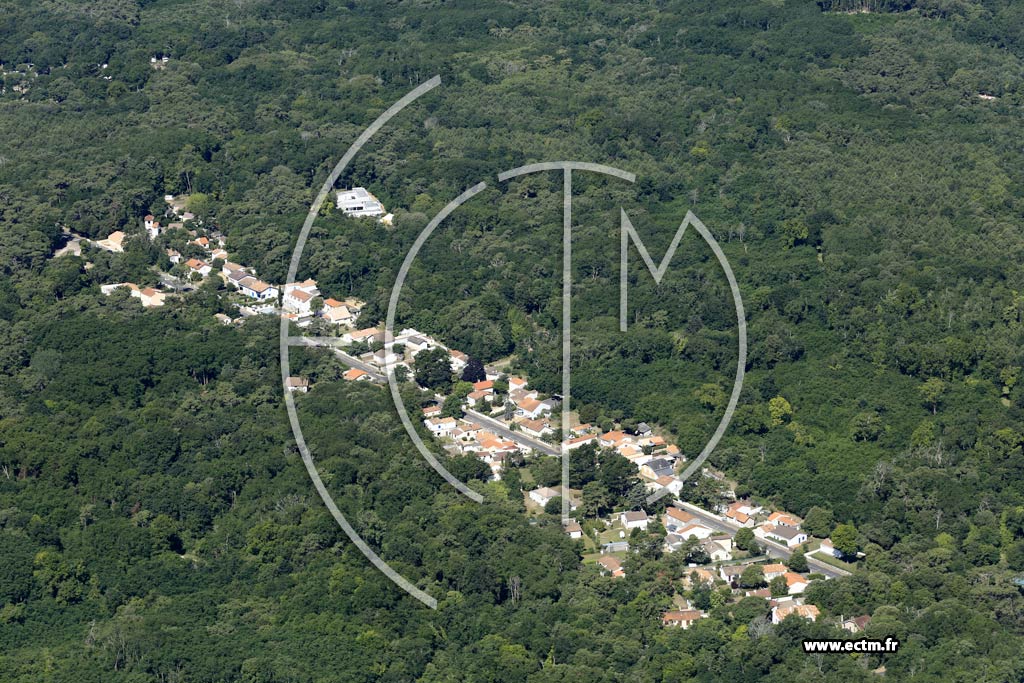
[138,287,165,308]
[562,434,598,450]
[343,368,370,382]
[563,521,583,539]
[422,405,442,418]
[519,418,553,438]
[237,276,278,301]
[449,349,469,372]
[596,555,625,578]
[767,511,802,528]
[772,603,819,624]
[508,376,528,391]
[285,376,309,393]
[283,280,319,315]
[841,615,871,633]
[599,431,630,448]
[516,396,555,419]
[343,327,381,345]
[186,258,212,277]
[661,609,705,628]
[663,507,696,531]
[783,572,809,594]
[95,230,127,253]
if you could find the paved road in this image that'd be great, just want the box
[674,501,851,579]
[464,408,560,456]
[288,336,385,382]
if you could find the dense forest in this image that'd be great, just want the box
[3,0,1024,681]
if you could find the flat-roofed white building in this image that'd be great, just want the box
[336,187,385,217]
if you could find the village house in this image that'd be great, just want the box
[285,377,309,393]
[635,422,653,438]
[663,507,697,532]
[563,521,583,540]
[237,276,278,301]
[343,368,371,382]
[596,555,625,578]
[144,215,163,239]
[95,231,127,252]
[508,376,528,391]
[599,431,630,448]
[761,563,788,580]
[640,457,675,480]
[701,538,732,562]
[620,510,650,530]
[719,564,747,585]
[528,486,561,508]
[675,522,715,540]
[321,298,357,326]
[562,434,598,450]
[449,349,469,373]
[757,523,808,548]
[516,396,556,419]
[783,572,809,594]
[213,313,233,325]
[683,567,718,588]
[767,512,802,528]
[841,615,871,633]
[425,416,457,437]
[343,327,381,345]
[772,603,819,624]
[661,610,705,629]
[519,419,553,438]
[186,258,212,278]
[283,279,320,315]
[422,405,442,419]
[653,475,684,497]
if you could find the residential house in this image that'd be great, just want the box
[138,287,165,308]
[425,417,457,437]
[562,434,598,450]
[186,258,212,277]
[449,350,469,372]
[596,555,625,578]
[772,603,819,624]
[517,396,555,419]
[213,313,233,325]
[563,521,583,539]
[321,298,357,326]
[528,486,561,507]
[760,524,808,549]
[675,522,715,540]
[767,512,802,528]
[599,431,630,448]
[620,511,650,531]
[654,475,684,497]
[719,564,747,585]
[519,419,553,438]
[663,507,697,532]
[422,405,442,419]
[237,276,278,301]
[683,567,718,588]
[343,368,370,382]
[815,538,842,558]
[344,327,381,345]
[783,572,809,594]
[336,187,385,217]
[636,422,653,437]
[841,616,871,633]
[508,376,528,391]
[95,231,126,252]
[761,563,788,580]
[701,539,732,562]
[285,377,309,393]
[661,610,705,629]
[144,215,162,239]
[283,279,320,315]
[640,458,675,480]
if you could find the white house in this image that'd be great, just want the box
[343,328,381,345]
[336,187,385,217]
[283,279,320,315]
[285,376,309,393]
[529,486,561,507]
[186,258,212,277]
[425,416,456,437]
[662,610,705,629]
[517,397,557,419]
[564,521,583,539]
[620,511,650,530]
[237,276,278,301]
